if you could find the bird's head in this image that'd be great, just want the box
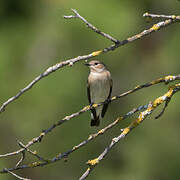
[85,60,106,73]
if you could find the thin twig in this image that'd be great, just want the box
[143,12,180,20]
[0,75,179,160]
[17,140,48,162]
[15,151,25,167]
[64,9,119,44]
[3,168,31,180]
[0,104,148,173]
[155,97,171,119]
[79,83,180,179]
[0,10,179,113]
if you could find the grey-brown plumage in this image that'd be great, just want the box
[85,60,112,126]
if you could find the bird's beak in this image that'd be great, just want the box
[85,63,90,66]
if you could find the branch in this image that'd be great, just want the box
[155,97,171,119]
[0,10,179,113]
[16,140,48,162]
[79,83,180,179]
[3,168,31,180]
[3,81,177,177]
[1,10,180,179]
[0,103,148,173]
[15,150,25,168]
[143,12,180,20]
[0,75,179,160]
[1,75,180,175]
[64,9,119,44]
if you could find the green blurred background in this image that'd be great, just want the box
[0,0,180,179]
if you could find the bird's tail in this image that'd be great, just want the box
[91,116,100,126]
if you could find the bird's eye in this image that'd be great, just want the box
[94,63,99,65]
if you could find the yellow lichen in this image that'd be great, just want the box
[153,97,164,106]
[87,158,99,166]
[138,108,151,123]
[122,128,130,135]
[138,113,143,122]
[151,78,162,84]
[111,96,116,100]
[153,88,173,106]
[151,24,160,31]
[98,129,104,134]
[175,83,180,88]
[165,75,174,82]
[92,50,102,56]
[40,132,45,137]
[144,12,149,16]
[72,146,78,150]
[147,106,153,112]
[82,105,90,111]
[92,103,98,108]
[165,88,173,97]
[135,85,141,89]
[172,15,176,20]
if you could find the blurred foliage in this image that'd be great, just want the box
[0,0,180,179]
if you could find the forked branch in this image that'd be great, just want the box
[0,75,180,177]
[0,10,179,113]
[0,75,179,160]
[0,10,180,179]
[79,83,180,180]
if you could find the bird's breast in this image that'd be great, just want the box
[89,72,110,103]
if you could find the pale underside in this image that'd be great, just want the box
[88,71,111,119]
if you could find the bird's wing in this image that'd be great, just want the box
[101,76,113,118]
[87,80,97,120]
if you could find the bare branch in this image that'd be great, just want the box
[16,140,47,162]
[155,97,171,119]
[4,80,177,177]
[0,104,148,173]
[0,148,25,158]
[15,151,25,168]
[79,83,180,179]
[3,168,31,180]
[0,10,179,113]
[143,12,180,20]
[0,75,179,160]
[1,80,180,173]
[64,9,119,44]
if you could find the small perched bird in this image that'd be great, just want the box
[85,60,113,126]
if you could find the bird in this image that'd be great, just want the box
[85,60,113,126]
